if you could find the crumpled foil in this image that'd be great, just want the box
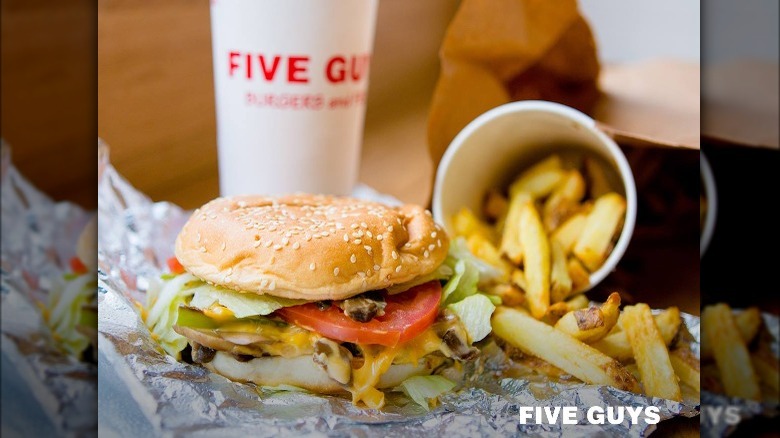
[700,312,779,438]
[97,142,701,437]
[0,143,97,437]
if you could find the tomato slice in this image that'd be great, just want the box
[276,281,442,347]
[69,257,88,275]
[167,256,186,275]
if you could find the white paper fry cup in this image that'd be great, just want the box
[432,101,637,292]
[210,0,378,196]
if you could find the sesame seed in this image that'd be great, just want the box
[237,201,247,208]
[221,242,227,251]
[351,223,359,229]
[361,222,368,228]
[366,231,373,238]
[282,237,289,246]
[322,231,329,237]
[310,263,316,271]
[199,247,207,253]
[377,234,384,241]
[226,267,233,275]
[431,231,437,238]
[364,245,373,254]
[395,265,402,273]
[333,267,340,276]
[404,243,412,248]
[306,234,313,241]
[358,271,366,278]
[254,240,262,247]
[196,232,201,242]
[273,244,283,251]
[424,250,430,258]
[293,242,301,250]
[388,225,394,232]
[260,279,268,288]
[350,254,357,263]
[428,244,435,251]
[285,231,292,238]
[354,239,362,245]
[343,234,349,242]
[373,264,380,271]
[391,251,398,260]
[264,241,273,248]
[437,239,442,248]
[268,281,276,291]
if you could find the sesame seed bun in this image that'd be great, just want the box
[204,352,430,393]
[174,194,449,301]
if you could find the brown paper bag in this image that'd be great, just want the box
[428,0,600,166]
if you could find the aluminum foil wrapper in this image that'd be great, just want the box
[700,312,779,438]
[0,143,97,437]
[97,143,700,437]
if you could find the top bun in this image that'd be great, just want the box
[175,194,449,301]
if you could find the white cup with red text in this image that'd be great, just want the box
[210,0,378,196]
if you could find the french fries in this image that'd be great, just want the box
[554,292,620,343]
[453,207,495,242]
[550,240,573,303]
[700,307,761,359]
[701,304,762,401]
[499,192,531,264]
[466,234,513,278]
[566,257,590,293]
[543,170,586,231]
[551,213,587,253]
[517,201,550,319]
[585,157,611,199]
[508,155,565,199]
[592,307,682,361]
[622,304,682,401]
[573,193,626,271]
[670,347,701,392]
[492,307,640,392]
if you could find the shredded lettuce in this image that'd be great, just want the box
[145,273,201,358]
[446,237,503,284]
[47,273,96,356]
[386,263,453,295]
[395,375,456,411]
[447,294,496,343]
[189,283,306,318]
[441,259,479,306]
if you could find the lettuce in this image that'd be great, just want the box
[189,283,306,318]
[145,273,201,358]
[47,273,96,356]
[395,375,455,411]
[446,237,503,284]
[446,294,496,343]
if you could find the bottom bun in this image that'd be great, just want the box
[205,352,431,393]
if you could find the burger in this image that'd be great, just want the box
[144,194,498,409]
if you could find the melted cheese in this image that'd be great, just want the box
[349,328,445,409]
[202,303,236,321]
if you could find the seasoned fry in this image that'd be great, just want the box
[593,307,682,362]
[487,283,526,308]
[555,292,620,343]
[566,257,590,293]
[701,303,761,401]
[573,193,626,271]
[700,307,761,359]
[517,201,550,319]
[543,170,586,231]
[492,307,640,392]
[565,294,590,311]
[542,294,589,325]
[499,192,531,264]
[510,269,527,292]
[466,234,513,278]
[552,213,587,253]
[508,155,565,199]
[751,351,779,394]
[670,347,701,392]
[453,207,495,241]
[623,304,681,401]
[585,157,611,199]
[550,240,573,303]
[483,189,508,221]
